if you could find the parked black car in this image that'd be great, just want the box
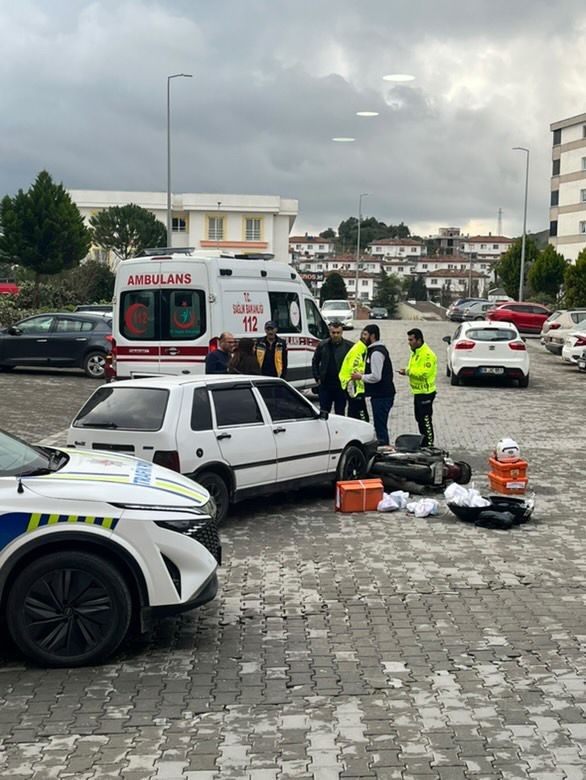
[0,312,112,378]
[369,307,388,319]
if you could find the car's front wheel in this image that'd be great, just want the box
[337,445,367,481]
[7,551,132,667]
[197,471,230,523]
[82,350,106,379]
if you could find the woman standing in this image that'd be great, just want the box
[228,338,261,375]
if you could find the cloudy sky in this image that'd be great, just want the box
[1,0,585,238]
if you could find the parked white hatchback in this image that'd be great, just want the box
[561,328,586,365]
[443,321,530,387]
[68,375,378,522]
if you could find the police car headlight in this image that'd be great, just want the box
[111,497,217,521]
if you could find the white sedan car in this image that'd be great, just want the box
[0,428,220,667]
[561,328,586,364]
[68,375,378,522]
[320,299,354,329]
[444,321,530,387]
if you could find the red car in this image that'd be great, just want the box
[486,302,551,333]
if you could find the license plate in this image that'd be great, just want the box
[480,367,504,375]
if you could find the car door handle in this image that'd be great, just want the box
[75,337,88,342]
[273,427,287,434]
[216,432,232,440]
[36,339,48,343]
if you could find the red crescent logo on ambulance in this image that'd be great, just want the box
[124,303,149,335]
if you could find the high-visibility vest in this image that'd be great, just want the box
[339,341,367,395]
[406,343,437,394]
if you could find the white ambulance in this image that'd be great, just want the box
[110,250,329,387]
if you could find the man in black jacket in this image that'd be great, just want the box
[204,332,236,374]
[312,321,352,415]
[351,323,395,445]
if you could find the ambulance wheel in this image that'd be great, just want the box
[197,471,230,523]
[337,445,367,481]
[7,551,132,668]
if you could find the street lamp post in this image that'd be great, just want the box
[355,193,369,315]
[167,73,192,247]
[513,146,530,301]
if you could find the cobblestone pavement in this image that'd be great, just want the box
[1,321,586,779]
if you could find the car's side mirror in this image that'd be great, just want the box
[442,335,451,344]
[7,326,22,336]
[319,409,329,420]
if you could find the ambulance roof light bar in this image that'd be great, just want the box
[142,247,195,256]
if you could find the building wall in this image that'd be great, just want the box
[550,113,586,262]
[69,190,298,268]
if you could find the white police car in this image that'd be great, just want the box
[0,428,220,667]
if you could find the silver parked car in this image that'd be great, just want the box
[541,310,586,355]
[462,301,495,320]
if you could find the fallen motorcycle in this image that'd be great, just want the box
[369,434,472,492]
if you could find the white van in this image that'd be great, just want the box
[110,250,329,387]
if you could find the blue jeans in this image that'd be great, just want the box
[318,384,347,415]
[370,397,394,445]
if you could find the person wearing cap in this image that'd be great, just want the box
[255,320,288,379]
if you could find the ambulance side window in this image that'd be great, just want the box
[304,298,329,339]
[268,292,302,333]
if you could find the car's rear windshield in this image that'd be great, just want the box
[467,328,517,342]
[73,387,169,431]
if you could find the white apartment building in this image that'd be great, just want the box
[459,235,512,259]
[550,112,586,262]
[413,255,496,277]
[288,236,335,259]
[296,256,383,275]
[424,269,490,297]
[68,190,299,268]
[368,238,425,258]
[381,259,417,279]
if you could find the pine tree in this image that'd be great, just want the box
[90,203,168,260]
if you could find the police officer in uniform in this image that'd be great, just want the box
[398,327,438,447]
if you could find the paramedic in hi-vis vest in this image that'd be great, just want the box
[398,328,438,447]
[255,320,288,379]
[338,329,370,422]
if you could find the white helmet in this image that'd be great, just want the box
[495,438,520,461]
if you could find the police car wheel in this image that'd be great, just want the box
[83,350,106,379]
[197,472,229,524]
[7,551,132,668]
[337,445,367,481]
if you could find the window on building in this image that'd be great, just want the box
[244,217,263,241]
[172,217,187,233]
[411,247,417,252]
[296,244,301,249]
[553,128,562,145]
[317,264,323,270]
[552,159,560,176]
[583,158,586,171]
[480,244,486,249]
[549,220,558,237]
[398,267,404,272]
[551,190,559,206]
[422,264,428,270]
[430,279,438,285]
[580,221,586,235]
[492,244,499,250]
[581,189,586,203]
[207,215,225,241]
[361,280,368,287]
[318,244,324,250]
[583,126,586,138]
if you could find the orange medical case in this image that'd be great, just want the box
[335,479,384,513]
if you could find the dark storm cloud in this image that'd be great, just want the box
[1,0,586,236]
